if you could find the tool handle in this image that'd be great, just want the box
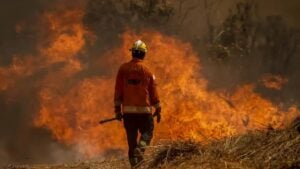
[99,117,119,124]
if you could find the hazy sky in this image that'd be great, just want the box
[260,0,300,26]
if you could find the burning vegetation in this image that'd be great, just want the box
[0,0,300,167]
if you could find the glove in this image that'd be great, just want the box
[153,107,161,123]
[115,106,123,121]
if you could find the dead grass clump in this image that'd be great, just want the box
[147,141,201,168]
[144,128,300,169]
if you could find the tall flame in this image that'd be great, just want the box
[35,28,300,156]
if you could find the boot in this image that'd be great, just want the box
[129,156,143,168]
[133,147,144,166]
[129,157,138,168]
[138,140,147,152]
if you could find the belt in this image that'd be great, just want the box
[123,106,152,114]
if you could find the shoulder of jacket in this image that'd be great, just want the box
[140,63,154,76]
[119,62,130,70]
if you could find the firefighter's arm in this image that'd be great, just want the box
[114,67,124,120]
[149,74,161,123]
[149,74,160,108]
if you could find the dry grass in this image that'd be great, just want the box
[142,128,300,169]
[3,128,300,169]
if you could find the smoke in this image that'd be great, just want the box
[0,0,87,165]
[0,1,40,65]
[0,0,299,166]
[259,0,300,27]
[193,0,300,106]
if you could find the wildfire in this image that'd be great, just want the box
[35,28,300,156]
[1,2,299,158]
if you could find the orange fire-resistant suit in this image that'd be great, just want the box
[114,57,160,165]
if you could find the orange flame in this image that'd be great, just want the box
[35,28,300,157]
[260,74,288,90]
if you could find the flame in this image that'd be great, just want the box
[116,31,299,139]
[1,2,299,158]
[0,56,36,90]
[35,28,300,156]
[260,74,288,90]
[40,9,86,65]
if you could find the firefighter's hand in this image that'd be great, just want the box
[114,106,123,121]
[153,107,161,123]
[115,112,123,121]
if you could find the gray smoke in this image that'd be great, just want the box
[0,0,84,166]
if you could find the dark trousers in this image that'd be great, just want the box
[123,114,154,159]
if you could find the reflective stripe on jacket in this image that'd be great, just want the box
[114,58,160,114]
[123,106,152,114]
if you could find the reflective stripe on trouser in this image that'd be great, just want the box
[123,106,152,114]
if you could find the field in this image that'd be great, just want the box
[5,127,299,169]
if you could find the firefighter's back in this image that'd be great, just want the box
[120,58,153,109]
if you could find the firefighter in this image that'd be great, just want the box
[114,40,161,167]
